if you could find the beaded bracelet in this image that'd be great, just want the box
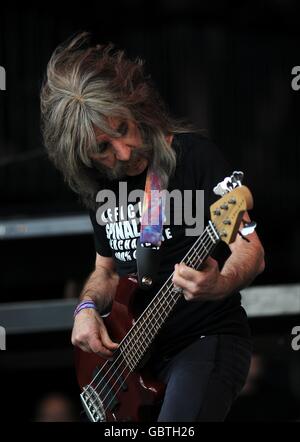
[73,300,96,318]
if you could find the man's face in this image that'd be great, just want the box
[89,118,150,180]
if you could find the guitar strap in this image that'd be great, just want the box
[136,168,165,290]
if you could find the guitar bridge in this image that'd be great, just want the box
[80,386,106,422]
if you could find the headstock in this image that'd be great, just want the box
[210,171,255,244]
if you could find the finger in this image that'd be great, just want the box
[96,348,115,360]
[200,256,218,271]
[89,335,115,358]
[71,332,92,352]
[98,323,119,350]
[174,263,199,282]
[182,290,197,302]
[172,268,196,293]
[76,341,92,353]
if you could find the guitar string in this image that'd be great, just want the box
[86,232,216,418]
[83,226,217,417]
[81,229,215,417]
[84,227,208,387]
[97,232,217,416]
[88,233,217,418]
[83,226,218,417]
[85,225,212,392]
[83,225,218,416]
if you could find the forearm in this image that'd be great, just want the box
[80,265,119,312]
[219,237,265,298]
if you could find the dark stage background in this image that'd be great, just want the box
[1,1,300,422]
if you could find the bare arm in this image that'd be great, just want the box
[219,211,265,297]
[80,254,119,314]
[71,254,120,358]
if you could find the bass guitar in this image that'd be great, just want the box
[75,171,255,422]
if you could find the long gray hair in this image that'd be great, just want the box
[40,32,192,209]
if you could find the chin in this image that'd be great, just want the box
[127,159,148,176]
[126,170,139,176]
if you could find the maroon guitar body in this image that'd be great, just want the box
[75,276,165,422]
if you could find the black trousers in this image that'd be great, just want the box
[152,334,252,422]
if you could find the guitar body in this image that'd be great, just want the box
[75,276,165,422]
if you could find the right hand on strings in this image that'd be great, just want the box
[71,308,119,359]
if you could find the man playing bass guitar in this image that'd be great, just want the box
[40,32,265,422]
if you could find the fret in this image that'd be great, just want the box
[208,221,220,243]
[189,248,201,263]
[131,352,139,368]
[121,348,135,372]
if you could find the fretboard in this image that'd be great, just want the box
[119,221,220,371]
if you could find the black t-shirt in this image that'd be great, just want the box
[89,133,251,358]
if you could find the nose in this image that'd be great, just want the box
[111,139,131,161]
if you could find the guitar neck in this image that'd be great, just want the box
[119,221,220,371]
